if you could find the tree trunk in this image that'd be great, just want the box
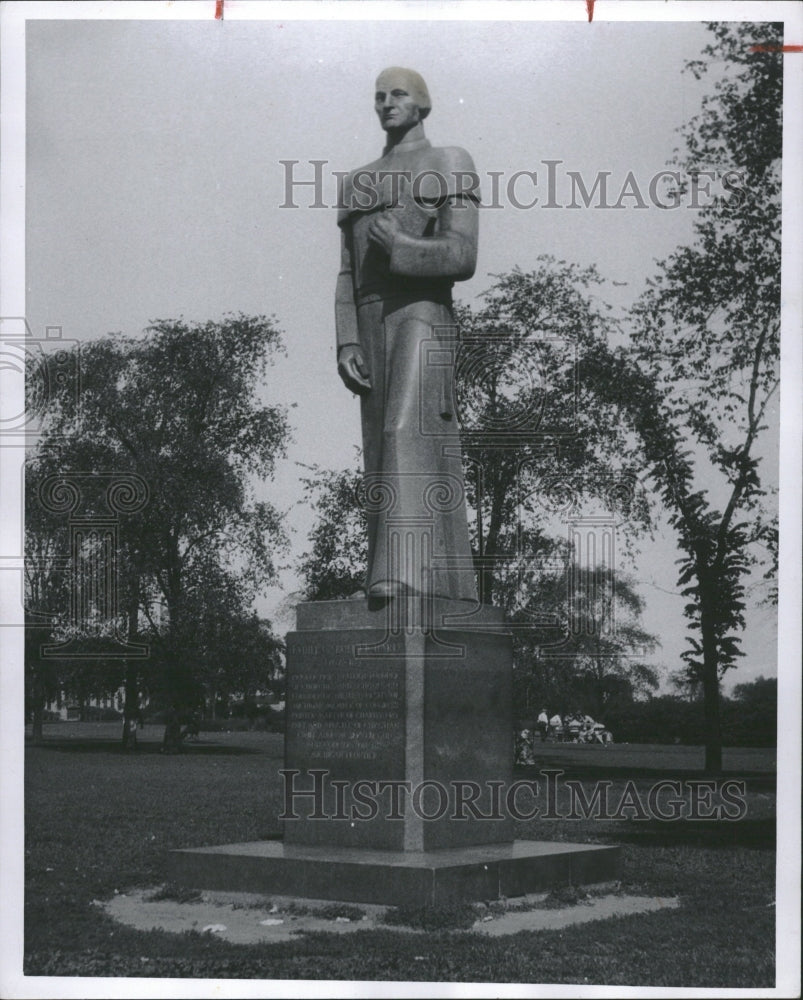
[122,663,139,751]
[700,607,723,774]
[121,594,140,751]
[481,482,506,606]
[162,703,183,753]
[122,716,138,751]
[31,678,44,744]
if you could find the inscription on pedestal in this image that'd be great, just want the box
[284,630,408,848]
[292,661,403,760]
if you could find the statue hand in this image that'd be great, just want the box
[367,211,402,254]
[338,344,371,395]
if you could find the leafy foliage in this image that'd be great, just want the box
[537,23,783,771]
[512,563,659,721]
[602,682,776,749]
[297,462,366,601]
[25,314,292,721]
[455,259,650,606]
[620,23,780,769]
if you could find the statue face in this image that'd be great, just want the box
[374,73,422,133]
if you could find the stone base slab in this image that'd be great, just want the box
[167,839,621,907]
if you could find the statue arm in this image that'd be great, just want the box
[335,224,371,393]
[335,225,360,350]
[387,147,479,281]
[388,195,478,281]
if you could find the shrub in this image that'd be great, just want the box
[603,696,705,745]
[601,689,777,747]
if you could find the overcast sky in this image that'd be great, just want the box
[24,14,781,690]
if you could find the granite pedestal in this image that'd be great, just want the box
[283,597,513,851]
[168,598,621,904]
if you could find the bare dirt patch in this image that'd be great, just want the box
[101,887,679,944]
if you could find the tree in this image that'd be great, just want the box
[504,558,659,721]
[454,262,657,719]
[298,461,660,724]
[724,675,776,747]
[454,260,650,607]
[24,454,71,742]
[297,462,366,601]
[611,23,781,772]
[27,314,291,739]
[182,560,284,719]
[565,23,782,769]
[548,565,659,717]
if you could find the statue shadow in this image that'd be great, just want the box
[26,737,262,756]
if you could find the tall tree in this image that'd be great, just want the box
[455,260,650,607]
[590,22,781,771]
[510,563,659,720]
[24,454,70,742]
[28,314,291,730]
[180,559,284,719]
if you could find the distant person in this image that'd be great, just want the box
[587,718,608,745]
[549,712,563,742]
[516,728,535,765]
[567,714,582,742]
[537,708,549,743]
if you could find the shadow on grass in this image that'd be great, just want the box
[611,816,775,850]
[516,762,777,789]
[25,738,266,756]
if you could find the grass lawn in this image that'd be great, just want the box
[24,724,776,986]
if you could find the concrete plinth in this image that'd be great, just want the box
[283,597,514,851]
[167,839,622,907]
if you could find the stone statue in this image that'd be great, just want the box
[336,67,480,602]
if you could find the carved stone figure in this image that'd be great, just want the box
[335,67,480,601]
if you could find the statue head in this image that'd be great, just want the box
[375,67,431,134]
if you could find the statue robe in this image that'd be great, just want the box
[335,135,480,600]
